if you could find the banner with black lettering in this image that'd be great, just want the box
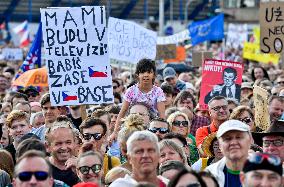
[199,59,243,109]
[41,6,114,106]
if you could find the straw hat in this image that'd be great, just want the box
[201,132,217,157]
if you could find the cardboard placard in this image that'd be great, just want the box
[156,44,176,60]
[192,51,213,67]
[253,86,270,131]
[260,2,284,53]
[199,59,243,108]
[108,17,157,64]
[41,6,113,106]
[164,46,186,63]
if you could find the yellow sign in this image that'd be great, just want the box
[243,42,280,64]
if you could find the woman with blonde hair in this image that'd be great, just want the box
[117,113,145,172]
[229,105,260,132]
[159,139,188,166]
[167,111,198,165]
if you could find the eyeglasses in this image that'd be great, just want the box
[263,139,284,147]
[83,133,103,141]
[248,153,281,166]
[148,127,169,134]
[186,182,201,187]
[210,105,228,111]
[239,117,252,124]
[17,171,49,181]
[78,164,102,175]
[172,120,188,127]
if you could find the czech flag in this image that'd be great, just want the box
[88,66,107,77]
[13,20,28,34]
[62,91,77,101]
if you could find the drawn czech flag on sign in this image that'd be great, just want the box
[62,91,77,101]
[88,66,108,78]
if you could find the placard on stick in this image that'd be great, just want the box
[199,59,243,109]
[156,44,176,60]
[260,2,284,53]
[41,6,113,106]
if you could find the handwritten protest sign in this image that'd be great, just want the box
[108,17,157,64]
[253,86,270,131]
[243,42,280,64]
[2,48,23,61]
[157,29,190,45]
[41,6,113,106]
[199,59,243,109]
[260,2,284,53]
[192,51,213,67]
[226,23,248,49]
[156,44,176,60]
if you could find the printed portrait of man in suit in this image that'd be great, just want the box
[204,67,241,104]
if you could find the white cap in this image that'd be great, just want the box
[217,120,250,138]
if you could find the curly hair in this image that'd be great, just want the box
[6,110,29,128]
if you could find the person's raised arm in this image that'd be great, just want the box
[157,101,165,119]
[108,100,130,144]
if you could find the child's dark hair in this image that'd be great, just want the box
[135,59,156,75]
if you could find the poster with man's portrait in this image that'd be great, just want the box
[199,59,244,109]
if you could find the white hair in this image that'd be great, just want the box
[126,130,159,155]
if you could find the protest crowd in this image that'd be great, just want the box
[0,2,284,187]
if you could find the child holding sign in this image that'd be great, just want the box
[110,59,166,141]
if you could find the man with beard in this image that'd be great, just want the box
[5,110,31,162]
[268,96,284,124]
[206,119,253,187]
[109,131,167,187]
[196,96,230,152]
[46,120,79,186]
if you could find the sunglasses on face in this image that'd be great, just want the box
[78,164,102,175]
[186,182,201,187]
[211,105,228,112]
[248,153,281,166]
[172,120,188,127]
[263,139,284,147]
[239,117,252,124]
[83,133,103,141]
[148,127,169,134]
[17,171,49,182]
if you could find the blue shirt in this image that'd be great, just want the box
[223,166,242,187]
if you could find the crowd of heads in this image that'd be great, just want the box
[0,41,282,187]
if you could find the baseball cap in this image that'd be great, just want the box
[241,82,253,89]
[163,67,176,81]
[243,153,282,176]
[217,119,250,138]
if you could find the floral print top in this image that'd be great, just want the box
[124,84,166,114]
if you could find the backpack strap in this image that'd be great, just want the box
[207,125,211,134]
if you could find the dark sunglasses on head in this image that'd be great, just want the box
[148,127,169,134]
[263,139,284,147]
[239,117,252,124]
[248,153,281,166]
[83,133,103,141]
[172,120,188,127]
[78,164,102,175]
[17,171,49,181]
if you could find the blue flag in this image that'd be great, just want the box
[15,23,42,79]
[189,14,224,46]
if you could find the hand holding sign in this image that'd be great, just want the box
[211,85,225,95]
